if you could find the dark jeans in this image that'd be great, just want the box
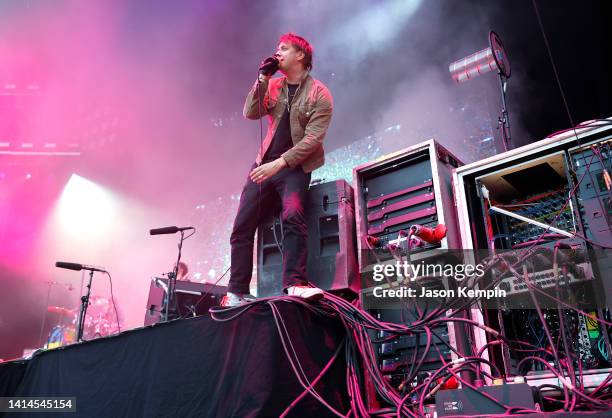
[228,163,311,295]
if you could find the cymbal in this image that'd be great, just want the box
[89,296,110,306]
[47,306,76,315]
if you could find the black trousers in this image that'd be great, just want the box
[228,163,311,295]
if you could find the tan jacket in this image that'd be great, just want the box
[243,73,333,173]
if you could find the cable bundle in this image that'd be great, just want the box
[210,240,612,416]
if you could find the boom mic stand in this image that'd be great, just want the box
[163,230,186,322]
[497,71,512,152]
[149,225,194,322]
[76,269,95,342]
[38,281,54,346]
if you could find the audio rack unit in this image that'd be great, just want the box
[353,139,470,410]
[353,139,463,273]
[453,119,612,388]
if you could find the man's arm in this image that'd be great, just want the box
[243,75,272,120]
[281,85,333,168]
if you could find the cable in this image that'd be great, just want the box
[279,338,346,418]
[272,212,284,264]
[495,148,598,254]
[188,265,231,317]
[268,301,346,418]
[531,0,580,145]
[104,271,121,334]
[207,265,612,415]
[529,0,612,242]
[256,74,266,253]
[485,249,612,408]
[183,228,197,240]
[532,0,577,128]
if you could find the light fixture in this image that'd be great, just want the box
[449,31,512,151]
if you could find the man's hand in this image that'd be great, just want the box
[258,56,279,77]
[258,73,271,83]
[250,158,287,184]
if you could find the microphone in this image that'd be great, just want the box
[55,261,107,273]
[410,224,448,244]
[149,226,194,236]
[259,56,279,77]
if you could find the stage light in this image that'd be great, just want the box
[25,173,32,179]
[449,31,510,84]
[448,31,512,151]
[56,174,116,238]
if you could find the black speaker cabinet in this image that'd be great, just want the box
[257,180,359,298]
[143,278,227,326]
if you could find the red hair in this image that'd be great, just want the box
[279,33,313,71]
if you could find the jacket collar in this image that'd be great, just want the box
[280,71,311,88]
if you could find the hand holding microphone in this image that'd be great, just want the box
[259,56,279,77]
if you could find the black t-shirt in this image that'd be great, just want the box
[262,83,299,163]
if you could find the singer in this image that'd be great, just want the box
[222,33,334,307]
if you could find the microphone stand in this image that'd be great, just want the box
[76,269,95,342]
[497,72,512,152]
[163,230,185,322]
[37,281,54,346]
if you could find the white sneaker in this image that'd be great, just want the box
[285,285,324,300]
[220,292,256,307]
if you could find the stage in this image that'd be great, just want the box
[1,300,348,417]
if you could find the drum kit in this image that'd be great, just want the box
[44,296,119,349]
